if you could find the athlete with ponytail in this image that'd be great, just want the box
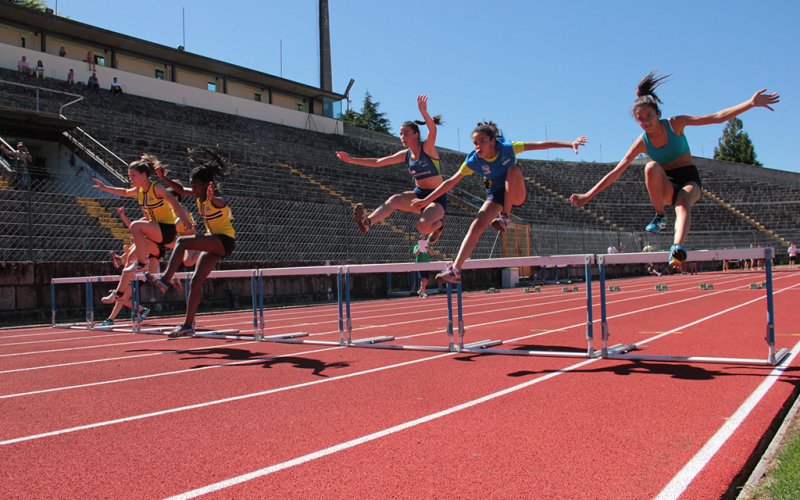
[335,94,447,244]
[570,71,779,268]
[412,121,587,284]
[145,147,236,338]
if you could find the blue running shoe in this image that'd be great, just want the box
[139,307,151,321]
[669,244,687,268]
[645,214,667,233]
[99,318,114,327]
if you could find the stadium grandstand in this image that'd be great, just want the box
[0,1,798,323]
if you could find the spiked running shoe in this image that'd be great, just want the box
[123,260,147,273]
[645,214,667,233]
[99,318,114,327]
[435,265,461,284]
[418,290,429,299]
[139,307,151,321]
[353,203,371,233]
[428,221,444,244]
[101,289,124,304]
[167,324,194,339]
[144,272,170,295]
[491,212,510,233]
[668,244,687,269]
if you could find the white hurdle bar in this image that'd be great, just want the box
[456,254,607,358]
[255,265,344,346]
[597,247,790,366]
[342,261,464,352]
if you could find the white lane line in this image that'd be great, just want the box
[0,345,342,399]
[165,357,599,500]
[656,342,800,500]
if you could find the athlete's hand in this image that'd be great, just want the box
[91,178,106,190]
[410,198,428,209]
[335,151,353,163]
[572,136,589,154]
[206,182,215,202]
[154,164,166,179]
[751,89,780,111]
[569,192,591,206]
[418,94,429,115]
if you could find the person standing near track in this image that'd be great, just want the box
[335,95,447,244]
[414,236,432,298]
[789,242,797,269]
[570,71,780,269]
[92,154,191,273]
[145,147,236,338]
[411,120,587,284]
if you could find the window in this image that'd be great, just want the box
[207,82,216,92]
[254,93,262,102]
[20,36,26,48]
[296,103,304,112]
[155,69,165,80]
[94,55,105,67]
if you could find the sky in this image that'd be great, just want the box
[46,0,799,172]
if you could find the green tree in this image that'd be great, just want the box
[341,91,391,133]
[713,117,762,166]
[13,0,48,11]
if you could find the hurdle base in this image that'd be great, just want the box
[772,348,790,366]
[603,352,790,366]
[602,343,638,357]
[261,332,310,341]
[192,329,249,340]
[350,335,395,345]
[260,332,342,346]
[462,339,504,350]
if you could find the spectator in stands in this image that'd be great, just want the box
[91,154,191,275]
[414,236,432,298]
[87,71,100,91]
[336,95,447,243]
[59,46,66,57]
[35,60,44,79]
[145,147,237,338]
[17,55,30,74]
[110,77,123,95]
[66,68,75,86]
[1,141,32,188]
[412,120,587,284]
[642,244,656,252]
[85,50,95,70]
[789,243,797,269]
[570,71,780,270]
[607,245,619,254]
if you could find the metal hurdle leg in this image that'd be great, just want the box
[765,249,790,365]
[584,256,595,357]
[598,257,637,358]
[50,281,56,326]
[85,277,94,330]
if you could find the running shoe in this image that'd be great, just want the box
[418,290,428,299]
[144,272,169,295]
[139,307,151,321]
[428,221,444,244]
[101,290,123,304]
[491,212,509,233]
[353,203,371,233]
[123,260,147,273]
[167,324,194,339]
[645,214,667,233]
[435,265,461,284]
[99,318,114,327]
[668,244,687,269]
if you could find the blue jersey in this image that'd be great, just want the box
[642,119,690,164]
[458,137,519,193]
[406,142,442,181]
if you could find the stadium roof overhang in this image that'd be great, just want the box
[0,3,346,102]
[0,106,83,139]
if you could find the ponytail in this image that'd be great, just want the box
[473,120,501,140]
[187,146,231,184]
[632,71,670,117]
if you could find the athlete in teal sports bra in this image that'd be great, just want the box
[571,71,780,269]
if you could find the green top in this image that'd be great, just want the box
[413,243,431,263]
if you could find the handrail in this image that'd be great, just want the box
[62,127,128,184]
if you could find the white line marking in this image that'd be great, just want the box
[655,342,800,500]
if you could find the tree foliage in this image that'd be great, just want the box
[341,91,391,133]
[713,118,762,166]
[12,0,48,11]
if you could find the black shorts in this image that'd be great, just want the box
[413,186,447,212]
[487,188,526,209]
[216,234,236,257]
[665,165,701,205]
[158,223,177,245]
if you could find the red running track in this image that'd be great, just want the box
[1,269,799,499]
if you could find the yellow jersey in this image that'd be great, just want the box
[137,181,177,224]
[196,197,235,238]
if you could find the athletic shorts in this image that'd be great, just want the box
[413,186,447,212]
[216,234,236,258]
[666,165,701,205]
[158,223,177,245]
[487,188,526,209]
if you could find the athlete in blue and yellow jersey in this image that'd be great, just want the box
[146,147,236,338]
[570,71,780,268]
[336,95,447,244]
[412,121,587,284]
[92,154,191,273]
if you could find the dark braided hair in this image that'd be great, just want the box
[472,120,501,140]
[632,71,670,117]
[186,147,231,185]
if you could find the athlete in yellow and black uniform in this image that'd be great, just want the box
[145,147,236,338]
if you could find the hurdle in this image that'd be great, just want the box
[454,254,612,358]
[254,264,345,346]
[340,261,462,352]
[597,248,790,366]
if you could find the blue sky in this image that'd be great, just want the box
[50,0,798,172]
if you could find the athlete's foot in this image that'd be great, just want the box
[167,324,194,339]
[98,318,114,327]
[109,251,123,269]
[435,265,461,284]
[123,260,147,273]
[645,213,667,233]
[428,222,444,244]
[491,212,509,233]
[668,244,687,269]
[139,307,151,321]
[100,289,124,304]
[144,272,170,295]
[418,290,428,299]
[353,203,371,233]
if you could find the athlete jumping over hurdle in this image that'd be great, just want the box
[335,95,447,244]
[144,147,236,338]
[411,120,587,284]
[570,71,780,268]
